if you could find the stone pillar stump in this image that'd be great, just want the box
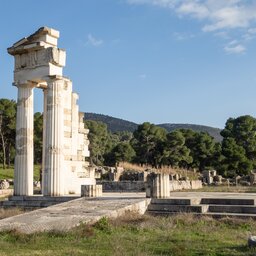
[146,172,170,198]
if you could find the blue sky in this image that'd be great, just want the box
[1,0,256,128]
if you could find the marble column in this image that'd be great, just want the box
[14,84,34,196]
[43,78,64,196]
[41,89,48,195]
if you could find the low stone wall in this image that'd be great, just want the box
[97,181,145,192]
[170,180,202,191]
[0,189,13,196]
[97,180,202,193]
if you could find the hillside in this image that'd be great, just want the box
[85,113,137,132]
[84,112,222,141]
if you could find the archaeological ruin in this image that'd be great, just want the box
[8,27,95,196]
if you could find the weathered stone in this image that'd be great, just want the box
[248,236,256,247]
[0,193,150,234]
[98,181,145,192]
[250,170,256,185]
[8,27,93,196]
[0,180,9,190]
[33,181,41,188]
[202,170,217,185]
[213,175,222,184]
[146,173,170,198]
[81,185,103,197]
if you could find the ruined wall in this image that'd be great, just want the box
[62,79,93,194]
[98,181,145,192]
[97,180,202,193]
[170,180,202,191]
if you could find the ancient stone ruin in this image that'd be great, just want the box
[8,27,95,196]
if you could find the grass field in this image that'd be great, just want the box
[0,213,255,255]
[0,165,41,181]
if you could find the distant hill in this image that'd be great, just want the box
[85,113,138,132]
[158,123,222,142]
[84,112,222,141]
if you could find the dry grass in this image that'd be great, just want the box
[119,162,199,180]
[187,185,256,193]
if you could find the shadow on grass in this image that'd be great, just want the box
[227,245,256,255]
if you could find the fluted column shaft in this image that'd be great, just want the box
[41,89,48,195]
[43,78,64,196]
[14,85,34,196]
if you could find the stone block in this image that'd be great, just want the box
[81,185,102,197]
[146,173,170,198]
[0,180,9,190]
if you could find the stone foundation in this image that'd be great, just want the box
[97,180,202,194]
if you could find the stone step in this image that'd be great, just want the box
[151,198,201,205]
[0,200,61,208]
[203,212,256,219]
[201,198,256,206]
[147,204,208,213]
[208,205,256,214]
[8,196,80,202]
[0,196,81,209]
[147,211,256,219]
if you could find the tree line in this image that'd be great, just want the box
[85,116,256,178]
[1,98,256,178]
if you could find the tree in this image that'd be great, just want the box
[193,132,220,171]
[34,112,43,164]
[220,115,256,176]
[221,137,252,177]
[221,115,256,164]
[85,120,110,165]
[132,122,167,167]
[162,130,192,168]
[0,99,16,168]
[107,142,136,165]
[180,129,221,171]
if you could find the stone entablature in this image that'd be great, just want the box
[8,27,93,196]
[8,27,65,85]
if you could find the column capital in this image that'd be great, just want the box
[14,80,37,89]
[44,75,72,84]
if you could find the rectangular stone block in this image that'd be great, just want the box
[81,185,102,197]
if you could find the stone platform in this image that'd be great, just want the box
[0,193,150,234]
[0,195,80,209]
[148,192,256,218]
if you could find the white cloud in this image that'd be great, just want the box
[177,2,210,19]
[87,34,103,47]
[224,44,246,54]
[126,0,256,54]
[214,31,230,39]
[126,0,256,33]
[127,0,177,8]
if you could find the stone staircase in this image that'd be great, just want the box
[0,196,80,209]
[147,197,256,218]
